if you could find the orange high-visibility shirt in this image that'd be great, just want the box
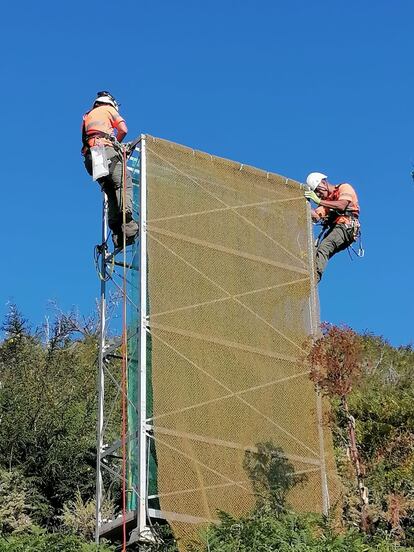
[82,105,125,148]
[315,183,360,224]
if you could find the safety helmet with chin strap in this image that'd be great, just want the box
[306,172,328,191]
[93,91,120,111]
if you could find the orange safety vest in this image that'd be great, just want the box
[315,183,360,225]
[81,105,125,153]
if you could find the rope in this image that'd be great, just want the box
[121,146,128,552]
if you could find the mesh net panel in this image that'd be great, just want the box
[144,136,340,547]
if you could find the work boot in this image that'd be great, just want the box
[123,219,139,238]
[112,231,138,250]
[123,220,139,246]
[111,232,123,250]
[125,234,137,247]
[109,221,123,250]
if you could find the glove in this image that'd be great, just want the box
[304,189,321,205]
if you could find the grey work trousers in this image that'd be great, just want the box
[315,224,355,282]
[84,146,138,239]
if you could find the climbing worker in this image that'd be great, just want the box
[304,172,360,282]
[81,91,138,249]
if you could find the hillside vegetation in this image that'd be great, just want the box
[1,306,413,550]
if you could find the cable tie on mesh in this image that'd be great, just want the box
[266,172,270,180]
[285,178,289,185]
[239,164,244,171]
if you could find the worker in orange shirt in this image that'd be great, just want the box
[304,172,360,282]
[82,91,138,249]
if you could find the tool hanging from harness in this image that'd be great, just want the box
[315,209,364,258]
[81,117,114,180]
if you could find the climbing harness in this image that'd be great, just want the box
[314,215,364,259]
[344,216,364,258]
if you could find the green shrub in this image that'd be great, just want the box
[60,490,116,540]
[192,509,414,552]
[0,468,48,535]
[0,533,114,552]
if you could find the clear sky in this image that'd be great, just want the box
[1,0,413,345]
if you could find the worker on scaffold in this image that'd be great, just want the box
[304,172,361,282]
[81,91,138,249]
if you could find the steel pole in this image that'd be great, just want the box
[137,135,148,534]
[305,199,330,514]
[95,195,108,543]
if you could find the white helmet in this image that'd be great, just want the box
[306,172,328,191]
[93,91,119,111]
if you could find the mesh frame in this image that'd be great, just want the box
[142,136,339,547]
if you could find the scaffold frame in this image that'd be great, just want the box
[95,135,150,544]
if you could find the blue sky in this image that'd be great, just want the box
[1,0,413,345]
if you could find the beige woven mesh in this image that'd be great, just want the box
[145,136,340,548]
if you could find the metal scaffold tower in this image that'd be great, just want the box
[94,135,151,546]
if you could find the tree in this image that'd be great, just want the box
[348,335,414,544]
[0,307,117,527]
[306,324,369,530]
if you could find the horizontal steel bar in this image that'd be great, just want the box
[148,508,216,525]
[153,426,321,466]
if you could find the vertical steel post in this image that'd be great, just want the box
[306,200,330,515]
[137,135,148,534]
[95,195,108,543]
[316,388,330,514]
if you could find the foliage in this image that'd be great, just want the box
[59,490,116,540]
[0,305,119,528]
[2,306,414,549]
[314,329,414,544]
[307,323,363,398]
[0,468,46,535]
[345,334,414,544]
[191,509,413,552]
[0,534,114,552]
[243,442,307,513]
[307,323,370,531]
